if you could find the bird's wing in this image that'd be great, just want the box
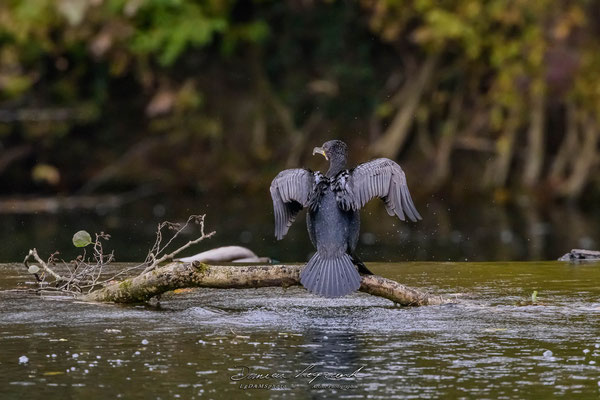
[349,158,422,222]
[270,168,314,240]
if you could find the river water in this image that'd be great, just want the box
[1,196,600,264]
[2,261,600,399]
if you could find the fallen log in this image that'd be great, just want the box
[80,261,449,306]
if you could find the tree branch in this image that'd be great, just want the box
[80,262,450,306]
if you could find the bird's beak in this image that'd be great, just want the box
[312,147,328,160]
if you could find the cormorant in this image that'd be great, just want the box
[270,140,421,297]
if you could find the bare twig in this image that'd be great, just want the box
[23,249,64,282]
[141,214,215,274]
[23,214,214,295]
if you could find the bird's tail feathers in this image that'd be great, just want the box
[300,252,361,297]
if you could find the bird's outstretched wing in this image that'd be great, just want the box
[270,168,314,240]
[348,158,422,222]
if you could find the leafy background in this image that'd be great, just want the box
[1,0,600,261]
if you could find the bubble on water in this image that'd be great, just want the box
[590,361,596,365]
[51,354,57,358]
[141,339,149,345]
[70,366,76,371]
[543,350,553,358]
[596,344,600,349]
[584,349,590,354]
[18,355,29,364]
[73,353,79,358]
[134,351,140,356]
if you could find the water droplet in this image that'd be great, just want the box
[141,339,149,345]
[543,350,553,358]
[18,355,29,364]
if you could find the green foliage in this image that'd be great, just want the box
[129,1,228,66]
[0,0,599,200]
[73,230,92,248]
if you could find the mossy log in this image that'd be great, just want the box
[80,261,449,306]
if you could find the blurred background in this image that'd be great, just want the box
[1,0,599,263]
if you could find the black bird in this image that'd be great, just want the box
[270,140,421,297]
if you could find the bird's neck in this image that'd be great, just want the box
[326,158,347,178]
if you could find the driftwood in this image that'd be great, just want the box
[80,261,449,306]
[558,249,600,263]
[176,246,271,264]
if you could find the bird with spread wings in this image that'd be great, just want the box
[270,140,421,297]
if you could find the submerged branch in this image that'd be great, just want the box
[80,262,449,306]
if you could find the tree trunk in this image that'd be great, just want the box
[369,54,438,158]
[80,262,449,306]
[428,87,464,190]
[549,103,579,181]
[484,108,519,188]
[522,91,546,187]
[556,114,599,198]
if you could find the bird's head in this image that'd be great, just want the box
[312,140,347,162]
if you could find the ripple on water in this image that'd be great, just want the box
[2,261,600,398]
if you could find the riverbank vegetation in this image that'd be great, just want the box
[1,0,599,204]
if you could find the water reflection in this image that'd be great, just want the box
[1,195,600,265]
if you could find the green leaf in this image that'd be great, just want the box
[72,230,92,247]
[28,265,40,274]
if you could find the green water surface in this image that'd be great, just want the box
[1,261,600,399]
